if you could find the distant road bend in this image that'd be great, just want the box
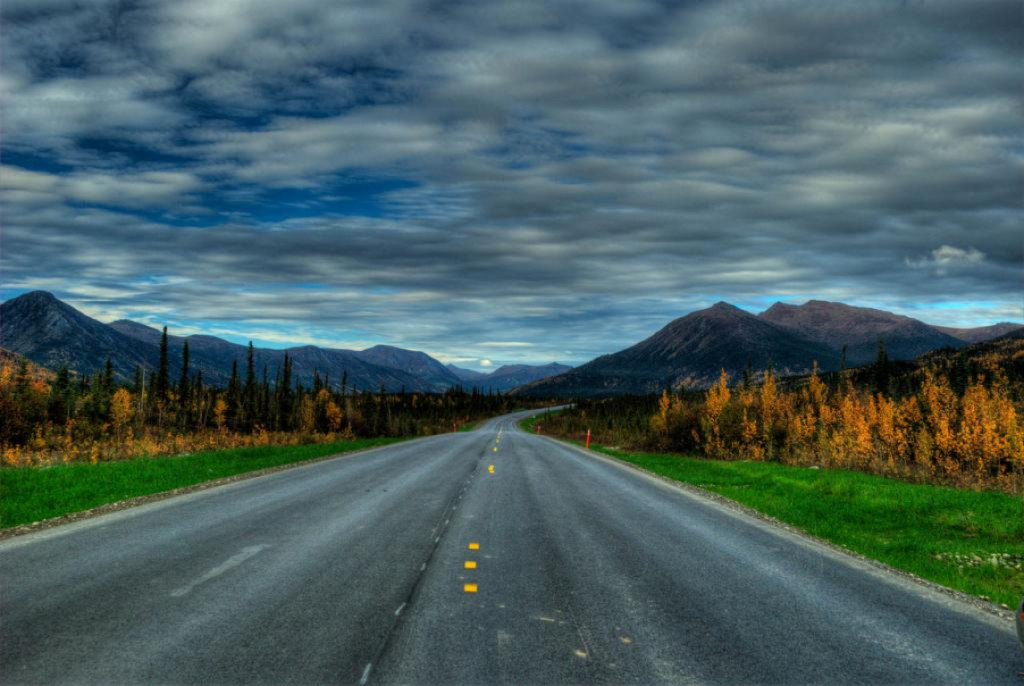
[1,411,1020,684]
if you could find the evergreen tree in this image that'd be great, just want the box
[178,341,191,426]
[277,352,293,431]
[103,358,115,395]
[243,342,256,429]
[133,364,146,419]
[155,326,170,402]
[227,359,241,430]
[874,338,890,396]
[48,366,73,423]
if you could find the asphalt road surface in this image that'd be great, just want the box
[2,411,1021,684]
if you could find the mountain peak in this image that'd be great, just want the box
[762,301,796,315]
[10,290,61,307]
[700,301,751,318]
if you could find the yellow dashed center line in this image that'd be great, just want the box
[464,560,477,569]
[464,583,478,593]
[468,542,480,550]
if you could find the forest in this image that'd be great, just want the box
[0,331,521,466]
[535,339,1024,493]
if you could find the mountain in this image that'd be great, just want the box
[758,300,965,365]
[519,302,840,396]
[3,292,450,391]
[446,364,490,383]
[446,362,572,391]
[933,322,1024,344]
[354,345,463,390]
[0,291,157,379]
[112,321,438,392]
[482,363,574,392]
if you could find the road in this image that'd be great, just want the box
[1,411,1020,684]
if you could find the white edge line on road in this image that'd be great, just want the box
[521,426,1017,632]
[359,662,372,685]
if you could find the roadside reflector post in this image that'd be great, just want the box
[586,429,591,449]
[452,422,457,432]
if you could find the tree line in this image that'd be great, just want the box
[1,328,521,465]
[536,343,1023,492]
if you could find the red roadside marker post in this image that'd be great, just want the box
[452,422,457,433]
[585,429,591,449]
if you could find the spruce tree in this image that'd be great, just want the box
[155,326,170,402]
[227,359,240,430]
[278,352,293,431]
[243,342,255,429]
[103,358,114,395]
[874,338,890,396]
[178,341,191,426]
[49,366,73,423]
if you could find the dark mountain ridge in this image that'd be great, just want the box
[519,300,1019,396]
[3,293,445,391]
[4,291,1016,397]
[446,362,573,392]
[758,300,966,365]
[446,364,490,382]
[519,302,840,396]
[934,322,1024,344]
[0,291,156,380]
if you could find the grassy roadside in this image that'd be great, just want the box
[0,436,407,529]
[519,409,563,433]
[522,419,1024,609]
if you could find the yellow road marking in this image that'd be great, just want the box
[468,542,480,550]
[488,464,494,474]
[464,560,477,569]
[492,447,498,452]
[464,583,478,593]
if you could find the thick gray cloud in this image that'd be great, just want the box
[1,0,1021,368]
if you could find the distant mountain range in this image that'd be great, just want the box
[519,300,1022,396]
[447,362,573,393]
[0,292,569,393]
[3,291,1018,397]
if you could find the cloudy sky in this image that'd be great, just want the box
[1,0,1020,369]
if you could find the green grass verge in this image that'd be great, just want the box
[526,422,1023,609]
[0,437,407,529]
[518,409,564,433]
